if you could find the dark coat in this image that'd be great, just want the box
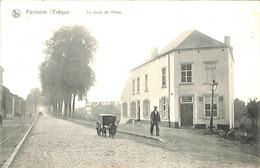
[150,110,161,123]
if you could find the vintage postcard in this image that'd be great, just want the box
[0,1,259,168]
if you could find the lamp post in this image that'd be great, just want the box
[210,80,218,132]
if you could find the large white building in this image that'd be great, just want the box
[121,30,234,130]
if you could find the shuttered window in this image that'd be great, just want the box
[143,99,150,119]
[159,97,168,119]
[218,96,225,118]
[198,95,225,118]
[137,77,140,93]
[145,74,148,92]
[123,103,128,118]
[198,97,204,119]
[131,101,136,118]
[132,79,135,95]
[205,95,217,117]
[205,62,216,82]
[162,68,167,87]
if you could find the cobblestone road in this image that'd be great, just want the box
[10,114,256,168]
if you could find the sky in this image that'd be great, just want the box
[0,1,259,105]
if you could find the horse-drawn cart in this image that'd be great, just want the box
[96,114,117,138]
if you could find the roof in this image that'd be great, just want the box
[99,114,117,117]
[131,30,228,71]
[159,29,227,55]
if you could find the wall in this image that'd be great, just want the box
[173,47,232,128]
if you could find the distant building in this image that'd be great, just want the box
[0,65,25,117]
[121,30,234,130]
[85,101,120,119]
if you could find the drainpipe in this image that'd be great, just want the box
[168,53,171,127]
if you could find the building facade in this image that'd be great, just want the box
[0,65,25,118]
[121,30,234,130]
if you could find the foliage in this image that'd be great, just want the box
[246,98,259,120]
[39,25,98,117]
[26,88,42,113]
[232,98,260,143]
[234,98,246,122]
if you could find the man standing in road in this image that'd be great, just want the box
[150,106,161,136]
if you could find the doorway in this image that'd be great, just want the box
[180,97,193,126]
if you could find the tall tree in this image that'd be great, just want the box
[39,25,98,117]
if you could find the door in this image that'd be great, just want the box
[137,100,140,121]
[181,103,193,126]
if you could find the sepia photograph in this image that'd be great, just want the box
[0,1,259,167]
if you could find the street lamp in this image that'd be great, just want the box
[210,80,218,132]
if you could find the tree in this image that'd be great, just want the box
[234,98,246,122]
[26,88,42,113]
[39,25,98,117]
[246,98,259,133]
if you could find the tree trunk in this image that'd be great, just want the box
[72,94,75,118]
[60,101,63,116]
[68,95,72,118]
[64,94,70,118]
[53,103,57,116]
[64,100,68,117]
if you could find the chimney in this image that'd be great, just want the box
[151,47,158,59]
[224,36,230,46]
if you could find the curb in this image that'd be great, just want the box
[2,115,39,168]
[118,130,166,143]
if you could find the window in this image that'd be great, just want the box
[143,99,150,119]
[205,95,217,117]
[159,97,168,119]
[181,64,192,82]
[137,77,140,93]
[145,74,148,92]
[181,97,193,103]
[122,103,128,118]
[205,62,216,82]
[131,101,136,118]
[162,68,167,87]
[132,79,135,95]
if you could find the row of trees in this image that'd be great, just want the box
[39,25,98,118]
[26,88,42,114]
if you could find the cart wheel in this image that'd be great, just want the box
[102,128,106,137]
[111,128,116,138]
[97,128,101,136]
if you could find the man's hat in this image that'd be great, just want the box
[154,106,157,108]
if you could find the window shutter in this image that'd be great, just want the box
[218,97,225,119]
[143,100,146,118]
[198,97,204,119]
[148,100,150,118]
[166,97,169,118]
[159,98,162,113]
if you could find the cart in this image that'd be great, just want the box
[96,114,117,138]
